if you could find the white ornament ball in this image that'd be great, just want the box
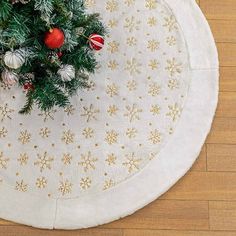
[1,70,18,86]
[4,50,25,69]
[57,65,75,82]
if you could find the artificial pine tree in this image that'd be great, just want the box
[0,0,106,114]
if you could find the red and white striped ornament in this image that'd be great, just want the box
[88,34,104,51]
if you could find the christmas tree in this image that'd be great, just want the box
[0,0,106,114]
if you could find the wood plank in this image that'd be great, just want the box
[190,145,207,172]
[161,171,236,201]
[209,20,236,43]
[124,229,236,236]
[206,118,236,144]
[216,92,236,118]
[207,144,236,172]
[201,0,236,20]
[209,201,236,231]
[102,200,209,230]
[219,67,236,92]
[217,43,236,67]
[0,227,123,236]
[0,219,17,226]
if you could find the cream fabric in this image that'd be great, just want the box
[0,0,219,229]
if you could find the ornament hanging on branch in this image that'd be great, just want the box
[88,34,105,51]
[57,65,75,82]
[1,70,18,86]
[44,28,65,49]
[4,50,25,69]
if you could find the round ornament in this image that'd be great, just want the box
[89,34,104,50]
[44,28,65,49]
[57,64,75,81]
[1,70,18,86]
[3,50,25,69]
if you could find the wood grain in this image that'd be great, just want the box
[1,0,236,235]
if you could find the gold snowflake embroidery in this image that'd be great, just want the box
[18,130,31,144]
[108,19,118,28]
[166,58,182,77]
[107,105,118,116]
[84,0,95,7]
[166,103,182,122]
[58,180,73,196]
[145,0,157,10]
[0,151,9,169]
[0,127,7,138]
[78,151,98,172]
[124,16,140,32]
[124,104,142,122]
[163,15,178,32]
[147,16,157,26]
[149,129,162,144]
[15,180,28,192]
[106,0,118,12]
[149,59,159,70]
[125,58,141,76]
[166,36,176,46]
[150,105,161,115]
[106,83,119,97]
[81,104,100,122]
[64,105,75,116]
[38,109,57,122]
[108,60,119,70]
[17,153,29,166]
[126,128,138,138]
[148,82,161,96]
[108,41,119,53]
[105,130,119,145]
[36,177,47,189]
[123,153,142,173]
[168,79,180,90]
[80,177,92,190]
[61,153,73,165]
[82,127,94,139]
[106,153,117,165]
[147,39,160,52]
[39,127,51,138]
[34,152,54,172]
[124,0,135,6]
[0,103,14,121]
[103,179,115,190]
[127,80,137,91]
[61,130,75,144]
[127,37,137,46]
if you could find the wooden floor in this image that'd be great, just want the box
[1,0,236,235]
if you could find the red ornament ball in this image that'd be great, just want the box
[88,34,104,51]
[44,28,65,49]
[57,51,63,58]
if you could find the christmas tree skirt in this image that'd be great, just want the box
[0,0,218,229]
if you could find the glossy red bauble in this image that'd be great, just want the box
[88,34,104,51]
[44,28,65,49]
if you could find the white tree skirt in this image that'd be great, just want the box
[0,0,218,229]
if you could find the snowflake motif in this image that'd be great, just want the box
[145,0,158,10]
[0,151,9,169]
[105,153,117,165]
[106,83,119,97]
[38,109,57,122]
[125,58,141,76]
[147,39,160,52]
[124,16,140,32]
[108,60,119,70]
[36,177,47,189]
[147,16,157,26]
[107,105,118,116]
[105,130,119,145]
[124,0,135,6]
[108,19,118,28]
[84,0,95,7]
[166,58,182,77]
[124,104,142,122]
[81,104,100,122]
[17,153,29,166]
[166,36,176,46]
[149,59,159,70]
[86,80,96,91]
[106,0,118,12]
[0,103,14,121]
[127,80,137,91]
[64,105,75,116]
[34,152,54,172]
[150,105,161,115]
[168,79,180,90]
[123,153,142,173]
[0,127,8,138]
[80,177,92,190]
[127,37,137,46]
[18,130,31,144]
[148,82,161,96]
[107,41,119,53]
[61,130,75,144]
[58,180,73,196]
[15,180,28,192]
[149,129,162,144]
[39,127,51,138]
[78,151,98,172]
[163,15,178,32]
[61,153,73,165]
[126,128,138,138]
[103,179,115,190]
[82,127,94,139]
[166,103,182,122]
